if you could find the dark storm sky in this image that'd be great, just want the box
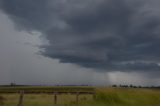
[0,0,160,85]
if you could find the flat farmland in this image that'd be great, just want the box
[0,86,95,93]
[0,86,160,106]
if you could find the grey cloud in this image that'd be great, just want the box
[1,0,160,72]
[0,0,56,31]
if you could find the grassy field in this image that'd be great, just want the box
[0,86,160,106]
[0,86,94,93]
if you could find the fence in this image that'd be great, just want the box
[0,89,95,106]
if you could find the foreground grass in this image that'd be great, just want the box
[75,88,160,106]
[1,94,93,106]
[1,87,160,106]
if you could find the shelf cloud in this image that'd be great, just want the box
[1,0,160,72]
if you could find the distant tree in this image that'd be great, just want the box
[124,85,129,88]
[10,82,16,86]
[120,84,122,87]
[133,86,137,88]
[130,84,133,88]
[112,85,117,87]
[138,85,142,88]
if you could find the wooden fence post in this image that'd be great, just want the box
[17,91,24,106]
[54,92,58,105]
[76,92,79,104]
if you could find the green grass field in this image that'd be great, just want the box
[0,86,160,106]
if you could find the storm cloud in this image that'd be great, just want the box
[1,0,160,72]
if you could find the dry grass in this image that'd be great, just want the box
[0,95,6,105]
[1,94,93,106]
[1,87,160,106]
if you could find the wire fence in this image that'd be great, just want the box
[0,90,95,106]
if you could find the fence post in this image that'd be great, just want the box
[76,92,79,104]
[54,92,58,105]
[17,90,24,106]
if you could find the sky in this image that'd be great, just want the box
[0,0,160,86]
